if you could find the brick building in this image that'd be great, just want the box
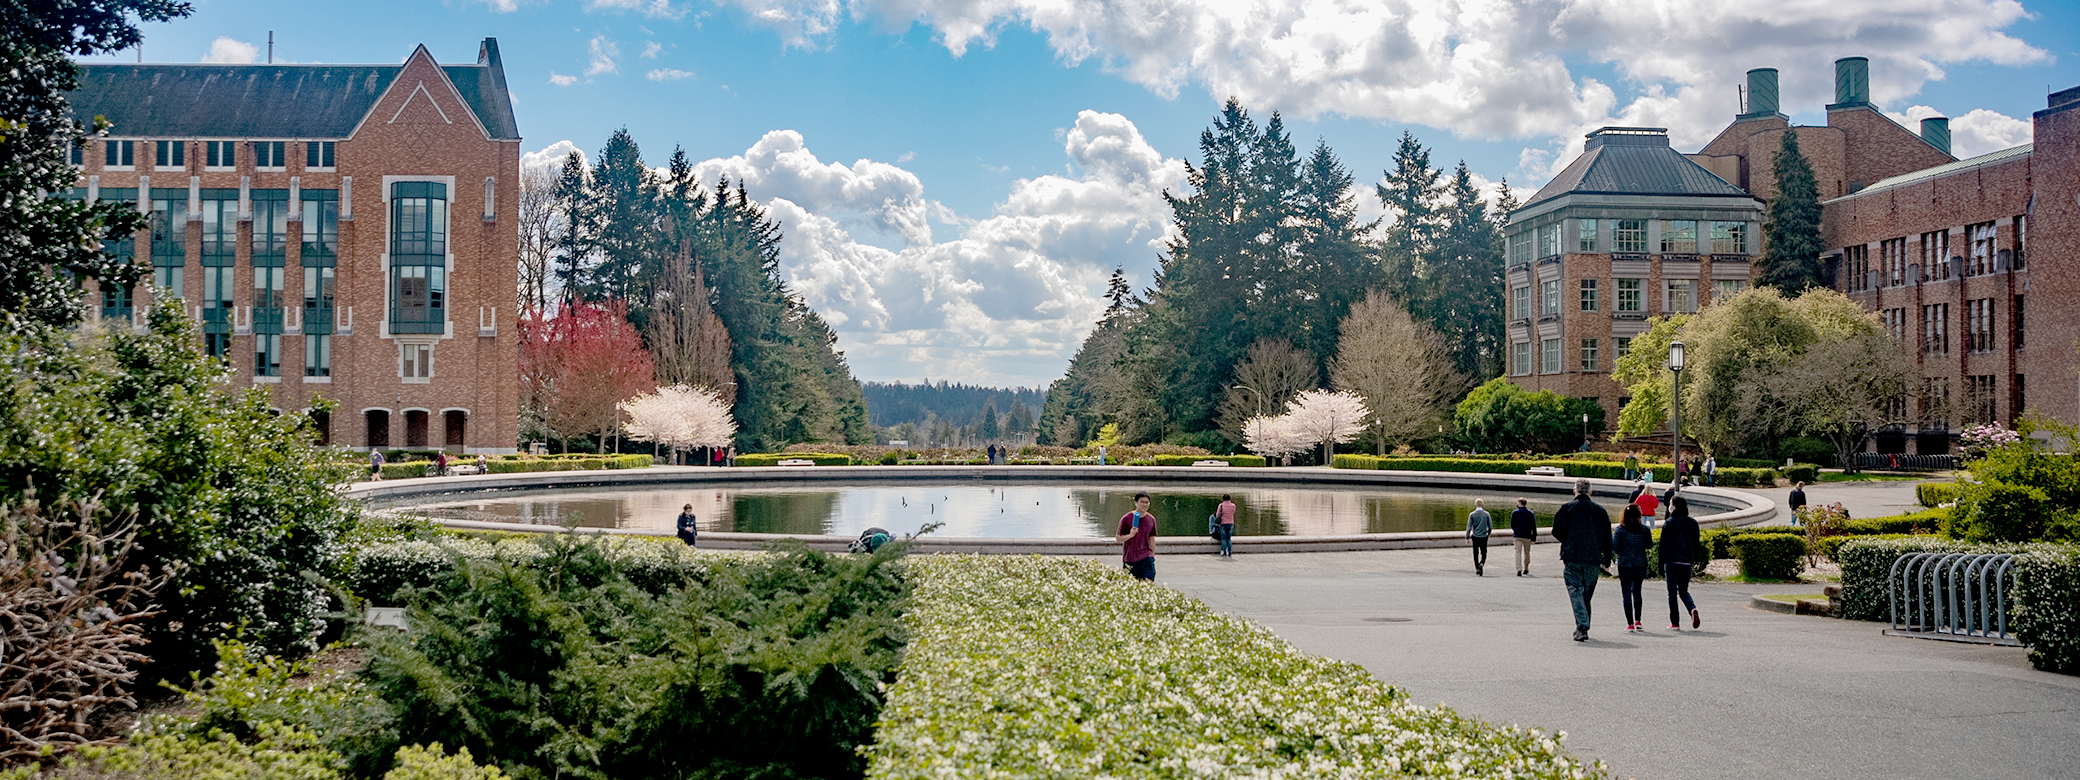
[1824,86,2080,454]
[66,39,522,453]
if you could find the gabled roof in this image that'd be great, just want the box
[67,39,519,140]
[1825,143,2032,204]
[1523,127,1751,208]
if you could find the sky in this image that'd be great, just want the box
[83,0,2080,389]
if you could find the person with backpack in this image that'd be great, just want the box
[1612,505,1654,633]
[1116,492,1158,581]
[1510,498,1538,576]
[1214,494,1237,557]
[849,527,892,554]
[369,450,385,481]
[1465,499,1493,576]
[1660,496,1702,630]
[1550,479,1613,642]
[676,503,699,547]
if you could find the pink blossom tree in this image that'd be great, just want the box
[622,385,736,464]
[1284,389,1371,465]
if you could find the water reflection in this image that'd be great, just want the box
[400,482,1574,539]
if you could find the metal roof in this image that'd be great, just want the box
[67,40,518,141]
[1523,138,1751,208]
[1825,143,2033,204]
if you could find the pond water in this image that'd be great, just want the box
[394,481,1582,538]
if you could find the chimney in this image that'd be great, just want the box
[1921,117,1951,155]
[1743,68,1780,117]
[1833,57,1870,106]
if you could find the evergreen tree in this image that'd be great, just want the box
[1760,129,1827,292]
[589,128,659,307]
[550,151,597,304]
[1427,162,1505,381]
[1102,266,1133,323]
[981,402,999,439]
[1290,141,1382,378]
[1375,131,1443,306]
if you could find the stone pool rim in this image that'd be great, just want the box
[348,465,1777,554]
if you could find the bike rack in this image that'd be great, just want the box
[1886,552,2018,645]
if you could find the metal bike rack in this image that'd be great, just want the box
[1886,552,2019,645]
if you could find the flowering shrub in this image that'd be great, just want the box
[865,556,1605,779]
[1959,424,2023,461]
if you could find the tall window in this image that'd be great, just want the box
[1512,285,1530,320]
[400,344,432,380]
[1613,220,1646,253]
[1880,237,1907,286]
[1580,338,1599,372]
[1615,337,1632,359]
[1966,375,1998,426]
[303,190,339,337]
[1921,230,1950,281]
[149,190,186,294]
[2013,215,2027,270]
[1966,298,1995,352]
[1884,308,1907,342]
[68,143,84,166]
[1713,279,1745,303]
[253,141,287,170]
[1709,221,1746,254]
[305,334,331,378]
[254,334,280,377]
[1616,278,1642,312]
[1967,221,1996,275]
[1537,223,1560,258]
[305,266,335,330]
[1921,378,1951,426]
[2013,374,2026,424]
[202,266,233,358]
[1843,244,1869,291]
[251,191,289,264]
[1512,342,1531,376]
[1540,279,1559,316]
[390,182,448,334]
[2013,295,2026,350]
[301,191,338,261]
[1579,279,1599,312]
[305,141,335,169]
[1507,231,1532,266]
[1664,279,1695,313]
[103,139,134,168]
[1922,303,1949,354]
[98,188,137,321]
[154,140,184,169]
[204,140,235,170]
[1578,219,1598,251]
[198,190,237,266]
[1660,220,1698,253]
[1541,338,1561,374]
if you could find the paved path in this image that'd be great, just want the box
[1724,476,1934,526]
[1154,544,2078,780]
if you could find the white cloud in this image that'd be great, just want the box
[544,110,1184,385]
[642,41,665,58]
[548,72,579,87]
[585,34,621,77]
[201,36,258,64]
[647,68,695,81]
[522,140,586,177]
[480,0,521,11]
[1886,104,2033,159]
[587,0,687,18]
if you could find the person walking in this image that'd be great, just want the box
[1703,455,1718,487]
[1788,481,1809,524]
[1215,494,1237,557]
[675,503,699,547]
[1660,496,1702,630]
[1116,492,1158,581]
[1612,505,1654,632]
[435,450,449,477]
[369,449,385,481]
[1510,498,1538,576]
[1550,479,1613,641]
[1633,479,1660,529]
[1465,499,1493,575]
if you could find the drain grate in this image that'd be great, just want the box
[1362,617,1412,623]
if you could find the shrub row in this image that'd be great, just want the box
[1333,454,1680,482]
[1917,481,1963,507]
[347,534,716,604]
[1727,533,1806,580]
[1834,536,1996,622]
[864,555,1606,778]
[735,452,853,466]
[370,454,653,480]
[1150,453,1268,467]
[1782,463,1821,484]
[2013,546,2080,674]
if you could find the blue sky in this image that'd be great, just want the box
[86,0,2080,387]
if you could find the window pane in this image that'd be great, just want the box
[1578,219,1598,251]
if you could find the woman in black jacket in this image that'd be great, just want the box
[1612,505,1655,632]
[1660,496,1702,629]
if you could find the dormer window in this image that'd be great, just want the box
[205,141,236,170]
[305,141,335,170]
[254,141,287,171]
[155,140,185,169]
[104,139,135,169]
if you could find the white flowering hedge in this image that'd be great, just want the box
[865,556,1606,779]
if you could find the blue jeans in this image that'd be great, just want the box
[1564,561,1602,631]
[1218,524,1234,555]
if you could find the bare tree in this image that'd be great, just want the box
[647,245,735,404]
[1,495,167,762]
[1217,338,1319,445]
[1331,290,1459,454]
[1743,330,1913,473]
[517,165,560,313]
[1284,389,1370,465]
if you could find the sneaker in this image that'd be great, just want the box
[1572,628,1587,642]
[1669,624,1681,631]
[1691,608,1702,629]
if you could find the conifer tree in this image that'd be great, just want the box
[589,128,658,305]
[1375,132,1443,306]
[550,151,597,304]
[1760,129,1827,292]
[1427,162,1506,381]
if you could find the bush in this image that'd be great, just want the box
[1729,533,1806,580]
[1713,466,1778,487]
[1151,453,1266,467]
[1779,436,1836,468]
[864,556,1606,779]
[2012,545,2080,675]
[1918,481,1963,507]
[1833,536,1977,621]
[345,535,713,605]
[483,454,652,473]
[1782,463,1820,484]
[1452,378,1606,455]
[1949,480,2080,544]
[1337,455,1675,481]
[877,451,900,465]
[735,452,853,466]
[1162,429,1232,453]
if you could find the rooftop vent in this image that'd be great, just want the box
[1742,68,1781,117]
[2051,85,2080,110]
[1833,57,1870,107]
[1583,126,1670,151]
[1921,117,1951,156]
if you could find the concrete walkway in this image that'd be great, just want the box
[1156,544,2078,780]
[1723,475,1935,526]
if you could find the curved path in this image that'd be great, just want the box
[348,464,1774,554]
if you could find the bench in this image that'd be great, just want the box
[776,458,817,467]
[1525,466,1567,477]
[1192,460,1232,467]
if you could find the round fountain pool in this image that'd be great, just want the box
[393,481,1581,539]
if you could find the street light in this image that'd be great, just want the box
[1231,384,1264,417]
[1581,412,1590,452]
[1668,340,1686,493]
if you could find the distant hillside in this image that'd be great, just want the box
[862,381,1046,428]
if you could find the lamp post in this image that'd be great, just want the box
[1232,384,1264,417]
[1581,412,1590,452]
[1668,340,1686,493]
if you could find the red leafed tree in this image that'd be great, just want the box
[520,300,657,452]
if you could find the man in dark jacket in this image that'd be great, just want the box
[1659,497,1702,630]
[1510,498,1538,577]
[1549,479,1613,641]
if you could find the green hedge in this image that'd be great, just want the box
[1701,525,1800,559]
[735,452,853,466]
[1834,536,1979,621]
[485,454,653,473]
[1333,455,1676,480]
[1782,463,1820,484]
[1712,466,1779,487]
[347,535,714,604]
[1918,481,1963,507]
[2013,546,2080,674]
[1728,533,1805,580]
[864,556,1606,779]
[1151,453,1267,467]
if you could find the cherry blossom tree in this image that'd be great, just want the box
[1243,414,1312,466]
[1284,389,1371,465]
[622,385,736,464]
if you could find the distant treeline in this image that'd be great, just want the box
[863,382,1046,428]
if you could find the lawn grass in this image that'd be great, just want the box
[1816,471,1927,483]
